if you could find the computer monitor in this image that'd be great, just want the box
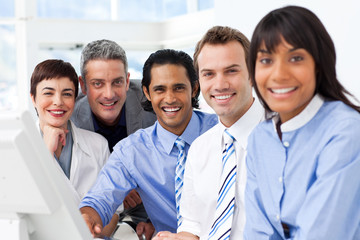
[0,110,92,240]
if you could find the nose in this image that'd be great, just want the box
[53,93,63,106]
[103,84,115,99]
[272,60,290,82]
[213,73,230,91]
[164,90,176,104]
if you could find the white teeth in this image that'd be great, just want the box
[50,111,64,114]
[214,95,232,100]
[102,102,115,106]
[271,87,296,94]
[164,107,180,112]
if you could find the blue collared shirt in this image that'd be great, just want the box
[80,110,218,232]
[244,95,360,239]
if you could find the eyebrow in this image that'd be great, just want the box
[200,64,241,73]
[258,47,300,54]
[41,87,74,92]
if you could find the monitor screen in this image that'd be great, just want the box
[0,110,92,239]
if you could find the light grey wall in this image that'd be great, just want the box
[213,0,360,101]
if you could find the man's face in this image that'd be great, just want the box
[143,63,196,136]
[80,59,130,126]
[197,41,253,127]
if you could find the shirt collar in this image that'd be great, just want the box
[156,110,201,155]
[272,94,324,132]
[220,97,264,149]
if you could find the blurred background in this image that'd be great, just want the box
[1,0,359,115]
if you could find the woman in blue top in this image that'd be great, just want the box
[244,5,360,240]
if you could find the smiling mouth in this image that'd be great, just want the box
[270,87,297,94]
[163,107,181,112]
[48,110,65,115]
[101,101,117,107]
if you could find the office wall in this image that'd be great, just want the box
[213,0,360,101]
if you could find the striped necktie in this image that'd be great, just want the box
[174,137,186,227]
[208,129,236,240]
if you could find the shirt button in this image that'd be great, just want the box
[279,177,283,183]
[283,141,290,147]
[276,214,280,221]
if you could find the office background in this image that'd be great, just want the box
[1,0,359,116]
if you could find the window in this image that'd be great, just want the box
[0,25,16,110]
[37,0,111,20]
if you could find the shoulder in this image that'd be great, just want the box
[192,123,220,146]
[71,96,92,129]
[316,101,360,135]
[127,80,144,100]
[70,121,107,145]
[114,124,155,151]
[193,110,218,130]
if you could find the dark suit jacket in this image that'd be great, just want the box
[71,79,157,136]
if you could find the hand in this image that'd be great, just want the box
[102,213,119,237]
[80,207,103,237]
[42,124,68,154]
[152,231,199,240]
[136,222,155,240]
[124,189,142,209]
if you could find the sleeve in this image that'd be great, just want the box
[177,143,202,236]
[293,119,360,240]
[79,147,137,226]
[244,132,279,240]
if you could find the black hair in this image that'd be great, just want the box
[141,49,199,112]
[249,5,360,116]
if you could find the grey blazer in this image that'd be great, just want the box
[71,79,157,135]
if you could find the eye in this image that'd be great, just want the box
[175,86,185,91]
[92,81,102,88]
[43,91,53,96]
[259,57,272,64]
[154,87,164,93]
[113,79,123,86]
[202,72,213,77]
[290,56,304,62]
[226,68,239,74]
[63,92,73,97]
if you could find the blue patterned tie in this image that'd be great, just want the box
[208,129,236,240]
[175,137,186,227]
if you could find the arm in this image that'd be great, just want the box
[80,149,138,227]
[244,134,277,239]
[80,206,103,237]
[293,122,360,239]
[153,231,199,240]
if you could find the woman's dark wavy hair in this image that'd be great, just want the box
[249,5,360,117]
[141,49,200,112]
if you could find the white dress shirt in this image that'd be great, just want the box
[178,98,264,239]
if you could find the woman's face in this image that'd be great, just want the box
[31,77,75,130]
[255,38,316,123]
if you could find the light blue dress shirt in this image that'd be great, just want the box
[80,110,218,232]
[244,95,360,239]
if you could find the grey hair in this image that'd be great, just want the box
[80,39,128,84]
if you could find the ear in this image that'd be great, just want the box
[191,81,199,98]
[79,76,87,95]
[30,94,36,106]
[126,72,130,91]
[143,85,151,101]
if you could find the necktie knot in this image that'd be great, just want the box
[223,129,235,146]
[175,138,185,152]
